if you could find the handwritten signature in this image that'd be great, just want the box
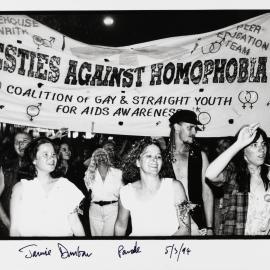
[18,243,92,259]
[164,243,191,262]
[118,241,142,258]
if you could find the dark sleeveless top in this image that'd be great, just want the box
[163,146,206,229]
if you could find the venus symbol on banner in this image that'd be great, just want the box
[238,91,259,109]
[194,108,211,131]
[198,112,211,131]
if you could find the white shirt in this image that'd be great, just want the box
[245,178,270,235]
[120,178,179,236]
[90,167,123,202]
[15,177,84,236]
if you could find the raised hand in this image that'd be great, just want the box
[236,123,259,148]
[49,128,69,140]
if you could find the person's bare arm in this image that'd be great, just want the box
[9,182,23,236]
[0,204,10,229]
[68,212,85,237]
[173,180,191,236]
[205,123,259,181]
[201,151,214,235]
[0,167,10,228]
[114,198,130,236]
[0,167,4,195]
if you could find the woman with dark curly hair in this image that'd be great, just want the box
[206,123,270,235]
[9,137,85,237]
[114,137,191,236]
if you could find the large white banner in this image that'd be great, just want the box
[0,14,270,137]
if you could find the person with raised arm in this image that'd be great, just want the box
[205,123,270,235]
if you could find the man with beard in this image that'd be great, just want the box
[0,131,32,237]
[163,110,214,235]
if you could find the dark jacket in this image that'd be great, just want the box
[163,145,206,229]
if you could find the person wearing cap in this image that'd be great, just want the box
[163,109,214,235]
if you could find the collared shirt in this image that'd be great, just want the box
[90,167,123,202]
[219,164,248,235]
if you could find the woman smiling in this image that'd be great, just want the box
[9,137,85,237]
[114,137,190,236]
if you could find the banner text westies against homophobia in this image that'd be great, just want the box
[0,43,268,86]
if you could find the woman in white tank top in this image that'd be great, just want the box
[114,137,191,236]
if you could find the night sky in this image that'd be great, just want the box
[21,10,269,46]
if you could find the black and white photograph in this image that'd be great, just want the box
[0,2,270,269]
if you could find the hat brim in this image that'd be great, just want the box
[187,120,202,131]
[195,120,202,131]
[185,119,202,128]
[195,119,202,125]
[196,126,202,131]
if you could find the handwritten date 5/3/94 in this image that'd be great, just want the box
[165,243,191,262]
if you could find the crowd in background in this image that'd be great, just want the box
[0,118,269,237]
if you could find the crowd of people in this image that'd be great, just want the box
[0,109,270,237]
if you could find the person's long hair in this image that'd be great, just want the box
[233,127,270,192]
[165,123,176,163]
[57,140,73,176]
[84,148,112,189]
[121,137,164,185]
[17,137,63,180]
[1,131,32,169]
[164,122,199,164]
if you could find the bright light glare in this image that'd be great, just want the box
[103,16,114,26]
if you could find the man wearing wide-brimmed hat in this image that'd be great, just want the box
[164,109,214,235]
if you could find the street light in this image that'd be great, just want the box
[103,16,114,26]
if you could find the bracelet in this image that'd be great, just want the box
[206,227,213,230]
